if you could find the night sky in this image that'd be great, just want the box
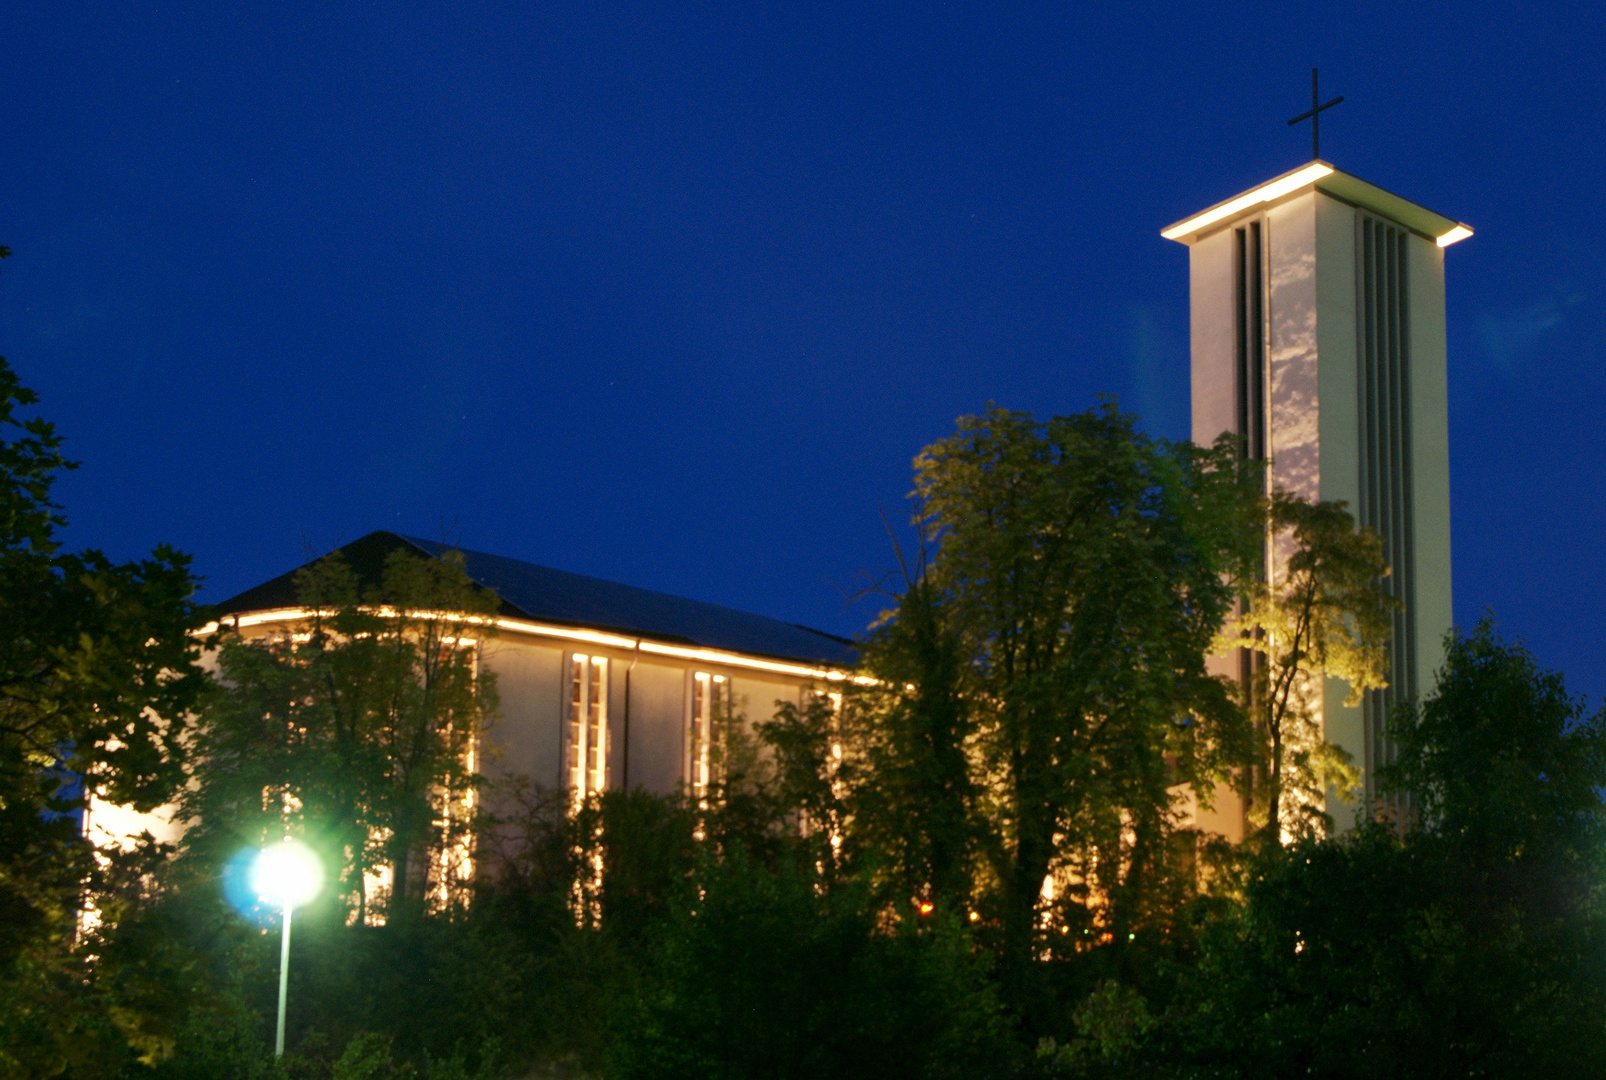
[2,3,1602,702]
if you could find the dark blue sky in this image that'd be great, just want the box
[2,2,1602,702]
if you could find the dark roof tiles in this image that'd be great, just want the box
[214,531,858,668]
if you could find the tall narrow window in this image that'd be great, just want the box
[1234,221,1268,737]
[825,690,844,788]
[689,672,728,803]
[1357,215,1416,809]
[1235,220,1267,464]
[823,690,845,862]
[568,654,608,806]
[428,637,479,915]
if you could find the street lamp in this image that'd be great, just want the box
[250,838,322,1057]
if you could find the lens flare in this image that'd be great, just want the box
[249,839,323,910]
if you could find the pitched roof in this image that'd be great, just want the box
[213,531,859,668]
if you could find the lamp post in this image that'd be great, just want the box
[249,838,322,1057]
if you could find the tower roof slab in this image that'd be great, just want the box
[1160,160,1472,248]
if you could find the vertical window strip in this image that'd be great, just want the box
[1234,220,1268,761]
[567,656,585,799]
[568,654,608,806]
[822,689,846,864]
[1248,221,1266,462]
[1395,232,1418,718]
[1233,221,1268,464]
[691,674,706,800]
[689,672,726,804]
[588,660,606,797]
[1235,226,1250,449]
[429,639,479,913]
[826,690,844,781]
[1357,216,1416,810]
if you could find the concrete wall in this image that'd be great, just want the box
[1189,216,1251,843]
[622,659,690,795]
[1185,185,1454,834]
[1266,193,1321,504]
[1407,233,1454,700]
[477,630,819,808]
[1189,225,1237,446]
[480,638,567,791]
[1311,190,1364,832]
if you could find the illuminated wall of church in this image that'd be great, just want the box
[1172,163,1464,833]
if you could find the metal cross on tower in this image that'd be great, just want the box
[1287,68,1343,160]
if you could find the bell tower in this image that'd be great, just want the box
[1164,161,1471,830]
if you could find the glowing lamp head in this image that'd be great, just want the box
[250,839,323,911]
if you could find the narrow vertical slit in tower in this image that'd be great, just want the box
[1396,235,1417,723]
[1248,221,1265,463]
[1234,226,1250,449]
[1357,216,1416,817]
[1234,222,1267,464]
[1233,220,1267,820]
[1359,220,1370,787]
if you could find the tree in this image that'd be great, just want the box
[1383,617,1606,872]
[1225,494,1396,844]
[0,350,210,1078]
[1158,622,1606,1078]
[848,544,977,915]
[610,846,1012,1080]
[828,403,1265,1001]
[182,547,499,924]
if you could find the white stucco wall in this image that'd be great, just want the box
[1407,234,1454,700]
[1183,183,1455,834]
[476,630,822,810]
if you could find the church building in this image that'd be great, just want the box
[94,154,1471,862]
[211,531,860,812]
[1164,158,1470,833]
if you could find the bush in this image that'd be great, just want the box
[611,846,1013,1080]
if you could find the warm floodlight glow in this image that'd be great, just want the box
[1436,224,1474,248]
[206,608,878,686]
[251,839,323,911]
[1161,162,1335,241]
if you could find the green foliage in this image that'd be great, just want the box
[573,787,700,942]
[836,563,977,912]
[1155,623,1606,1078]
[1034,981,1154,1076]
[1225,493,1396,843]
[8,345,1603,1080]
[320,1032,501,1080]
[1383,617,1606,867]
[824,403,1266,999]
[611,847,1012,1080]
[758,694,851,877]
[133,871,554,1077]
[182,549,499,921]
[474,769,1012,1080]
[0,352,209,1079]
[140,1020,505,1080]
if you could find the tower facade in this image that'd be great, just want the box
[1164,162,1470,831]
